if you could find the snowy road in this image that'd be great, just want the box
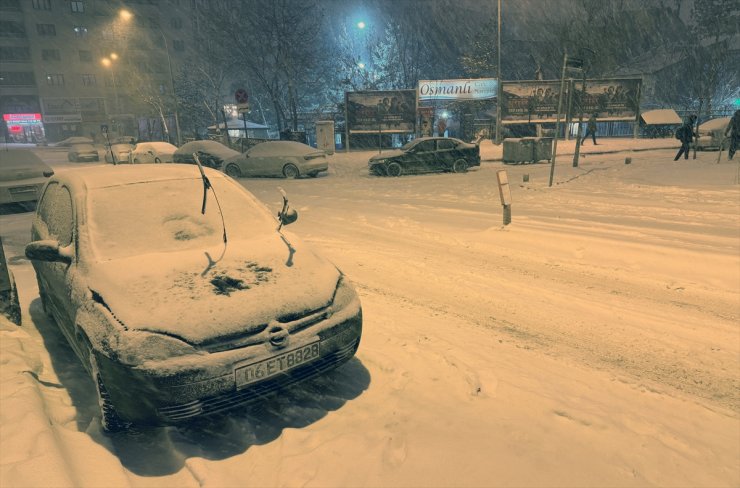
[1,146,738,487]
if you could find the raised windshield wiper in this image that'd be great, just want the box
[193,152,227,244]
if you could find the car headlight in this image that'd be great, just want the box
[331,276,360,311]
[114,331,201,366]
[369,159,386,166]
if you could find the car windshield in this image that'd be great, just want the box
[247,141,309,157]
[401,140,420,151]
[87,176,277,261]
[178,142,240,159]
[72,144,95,151]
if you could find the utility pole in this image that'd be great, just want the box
[572,69,587,167]
[548,53,569,187]
[495,0,503,144]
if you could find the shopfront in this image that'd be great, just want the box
[2,113,45,143]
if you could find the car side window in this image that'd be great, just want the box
[37,182,74,246]
[437,139,455,150]
[416,141,436,152]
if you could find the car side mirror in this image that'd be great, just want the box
[279,208,298,226]
[25,240,73,264]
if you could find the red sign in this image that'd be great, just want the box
[235,88,248,104]
[3,113,42,122]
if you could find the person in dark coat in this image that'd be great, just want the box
[674,115,696,161]
[581,113,598,145]
[724,110,740,160]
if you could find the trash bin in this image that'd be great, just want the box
[529,137,552,163]
[502,138,535,164]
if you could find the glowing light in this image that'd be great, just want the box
[119,9,133,20]
[110,53,118,60]
[357,62,365,69]
[357,21,366,29]
[101,58,111,67]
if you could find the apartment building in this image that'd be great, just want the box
[1,0,197,143]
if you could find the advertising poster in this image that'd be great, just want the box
[346,90,416,133]
[501,79,641,123]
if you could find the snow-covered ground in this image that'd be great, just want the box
[1,142,738,487]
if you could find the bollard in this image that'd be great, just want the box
[625,157,632,165]
[503,204,512,226]
[523,174,529,182]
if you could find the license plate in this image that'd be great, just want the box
[235,341,320,389]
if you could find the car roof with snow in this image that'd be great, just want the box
[52,163,223,191]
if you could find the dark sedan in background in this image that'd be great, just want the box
[369,137,480,176]
[173,140,241,169]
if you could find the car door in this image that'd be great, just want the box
[406,140,437,173]
[32,182,77,340]
[436,139,458,170]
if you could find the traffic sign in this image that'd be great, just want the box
[235,88,248,104]
[237,102,250,114]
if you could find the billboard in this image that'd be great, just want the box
[418,78,498,101]
[346,90,416,133]
[501,79,641,124]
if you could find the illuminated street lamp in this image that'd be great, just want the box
[119,9,181,145]
[357,21,366,29]
[101,53,120,116]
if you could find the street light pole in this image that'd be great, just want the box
[158,29,182,146]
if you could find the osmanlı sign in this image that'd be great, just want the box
[418,78,498,101]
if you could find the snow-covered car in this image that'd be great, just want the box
[368,137,480,176]
[222,141,329,179]
[0,149,54,205]
[173,140,241,169]
[104,143,135,164]
[24,164,362,431]
[695,117,731,150]
[67,143,99,162]
[129,141,177,163]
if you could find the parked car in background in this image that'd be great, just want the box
[221,141,329,179]
[695,117,731,150]
[0,149,54,205]
[129,142,178,163]
[68,143,99,162]
[104,142,135,164]
[24,164,362,431]
[368,137,480,176]
[173,140,241,169]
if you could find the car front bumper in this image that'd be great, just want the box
[95,297,362,425]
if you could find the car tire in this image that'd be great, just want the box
[283,163,300,179]
[224,163,241,178]
[154,157,162,164]
[133,158,139,164]
[308,171,319,178]
[90,357,129,433]
[386,162,403,177]
[452,158,469,173]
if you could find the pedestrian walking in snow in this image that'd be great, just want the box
[582,113,598,145]
[724,110,740,160]
[674,115,696,161]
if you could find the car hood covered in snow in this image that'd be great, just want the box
[86,233,340,345]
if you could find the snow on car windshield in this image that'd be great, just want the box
[248,141,309,157]
[87,177,276,261]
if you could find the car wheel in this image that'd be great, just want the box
[133,158,140,164]
[283,163,300,179]
[452,158,469,173]
[224,163,241,178]
[308,171,319,178]
[154,157,162,164]
[386,162,403,177]
[90,357,129,433]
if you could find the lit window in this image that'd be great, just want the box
[73,25,88,37]
[46,73,65,86]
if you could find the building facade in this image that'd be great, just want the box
[1,0,198,143]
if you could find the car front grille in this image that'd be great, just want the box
[157,339,358,422]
